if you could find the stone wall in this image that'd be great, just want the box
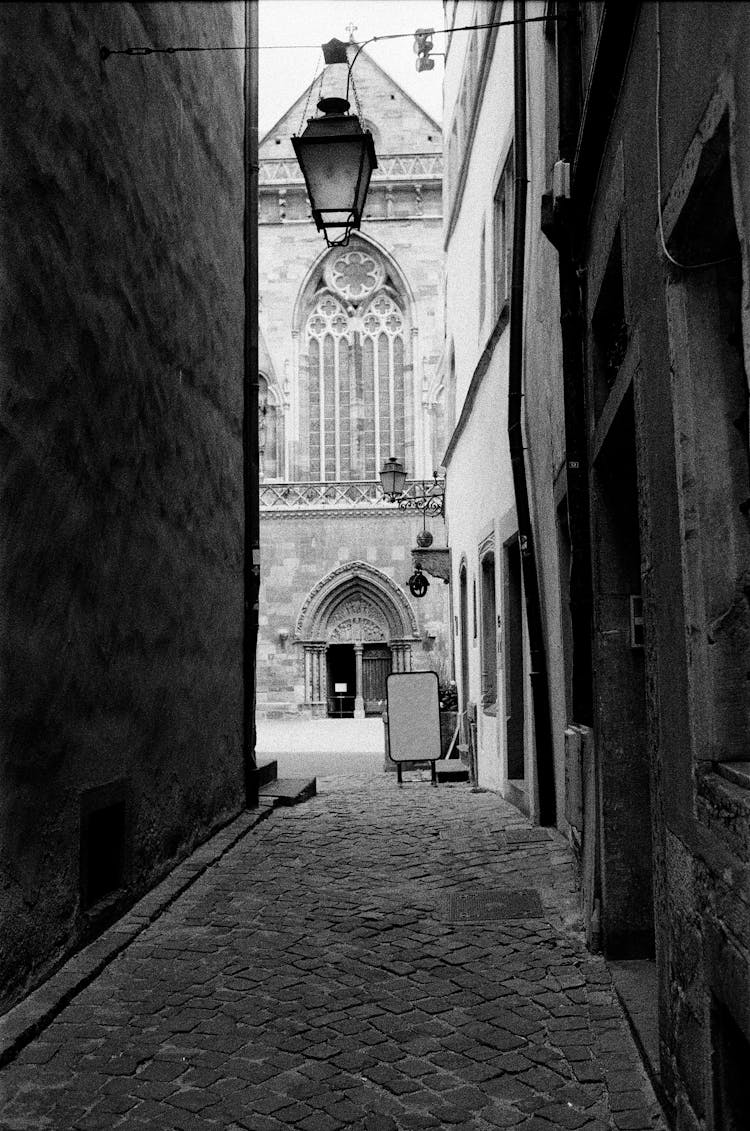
[256,51,446,719]
[517,15,568,826]
[259,215,444,481]
[0,2,247,1009]
[259,509,450,716]
[579,4,750,1123]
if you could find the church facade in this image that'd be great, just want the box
[257,50,449,719]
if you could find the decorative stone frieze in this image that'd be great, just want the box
[259,153,443,185]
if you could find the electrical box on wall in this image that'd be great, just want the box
[630,594,644,649]
[553,159,571,202]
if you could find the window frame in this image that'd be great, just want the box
[493,143,514,320]
[303,247,410,482]
[479,547,498,711]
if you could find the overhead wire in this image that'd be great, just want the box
[99,13,558,61]
[297,52,323,134]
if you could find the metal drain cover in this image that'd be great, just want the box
[505,828,552,844]
[447,888,544,922]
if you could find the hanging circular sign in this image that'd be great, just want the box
[407,566,430,599]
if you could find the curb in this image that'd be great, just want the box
[0,802,279,1068]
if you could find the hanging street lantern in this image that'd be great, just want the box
[379,456,408,501]
[379,456,445,515]
[292,95,377,248]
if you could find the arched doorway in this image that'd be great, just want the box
[295,561,419,718]
[459,560,470,718]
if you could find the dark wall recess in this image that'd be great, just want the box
[711,997,750,1131]
[80,782,129,913]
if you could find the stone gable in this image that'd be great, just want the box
[261,47,442,163]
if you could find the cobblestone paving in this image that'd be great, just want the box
[0,777,666,1130]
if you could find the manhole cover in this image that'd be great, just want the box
[447,888,544,922]
[506,828,552,844]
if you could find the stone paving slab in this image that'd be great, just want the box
[0,778,667,1130]
[0,807,275,1071]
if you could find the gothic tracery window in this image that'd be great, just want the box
[258,374,283,480]
[303,245,410,481]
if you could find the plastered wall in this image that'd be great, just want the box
[0,2,247,1008]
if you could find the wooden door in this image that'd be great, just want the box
[363,646,391,715]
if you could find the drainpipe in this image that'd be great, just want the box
[507,0,557,826]
[243,0,260,805]
[555,0,593,726]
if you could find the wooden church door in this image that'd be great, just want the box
[362,646,391,715]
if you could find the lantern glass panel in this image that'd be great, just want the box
[297,138,368,222]
[380,457,407,498]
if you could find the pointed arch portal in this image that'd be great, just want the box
[295,561,419,717]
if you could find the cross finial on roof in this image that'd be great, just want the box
[345,22,357,42]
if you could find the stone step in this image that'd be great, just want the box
[258,778,317,806]
[436,762,470,782]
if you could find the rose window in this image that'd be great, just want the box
[326,250,383,302]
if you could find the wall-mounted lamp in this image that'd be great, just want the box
[379,456,408,501]
[379,456,445,516]
[278,628,290,651]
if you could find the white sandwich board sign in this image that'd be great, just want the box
[386,671,441,785]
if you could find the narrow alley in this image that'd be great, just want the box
[0,775,664,1131]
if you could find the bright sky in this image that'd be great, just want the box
[258,0,445,136]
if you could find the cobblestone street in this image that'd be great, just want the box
[0,776,665,1130]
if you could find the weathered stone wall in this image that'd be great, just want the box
[582,4,750,1123]
[0,2,246,1009]
[519,16,568,827]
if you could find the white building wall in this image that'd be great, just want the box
[443,4,518,795]
[444,23,514,406]
[443,1,559,815]
[444,343,515,792]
